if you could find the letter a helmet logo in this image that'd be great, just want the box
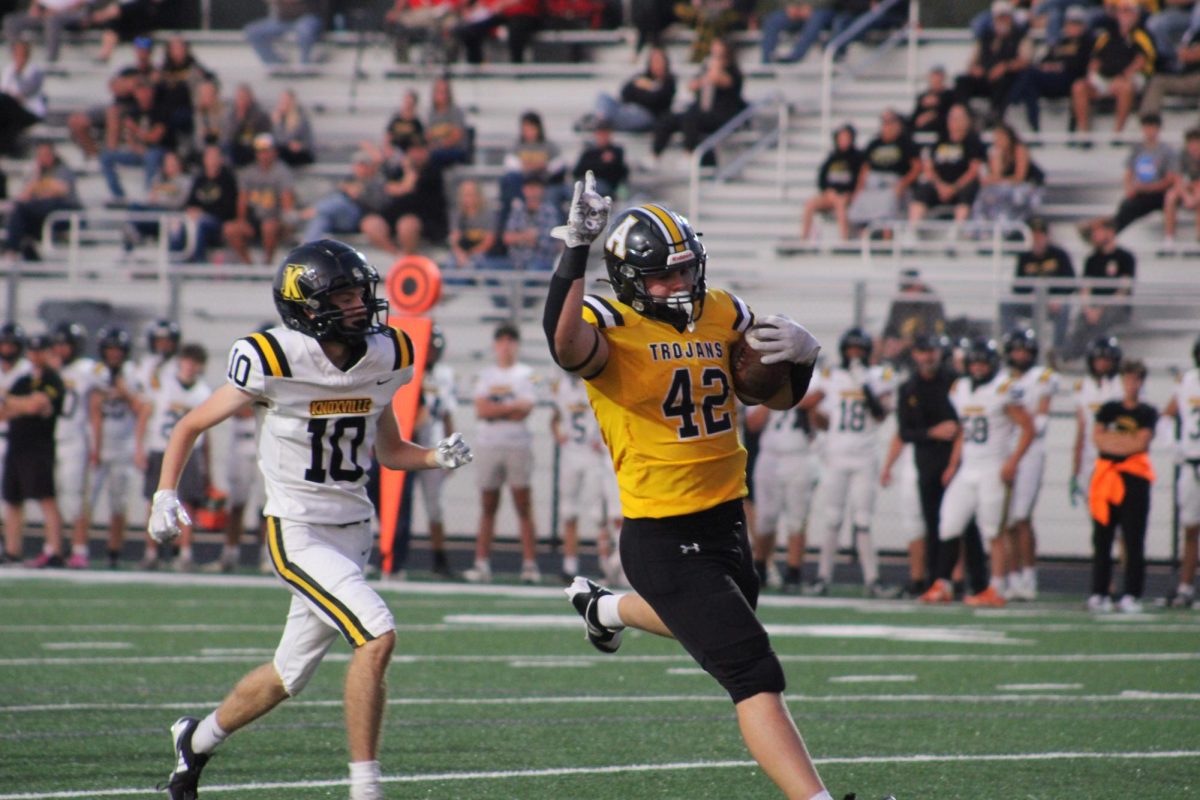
[281,264,307,301]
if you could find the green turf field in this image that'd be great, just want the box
[1,571,1197,799]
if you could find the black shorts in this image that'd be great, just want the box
[143,450,207,506]
[3,446,56,503]
[913,180,979,209]
[620,499,776,698]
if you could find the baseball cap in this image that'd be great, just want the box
[133,36,153,50]
[991,0,1013,17]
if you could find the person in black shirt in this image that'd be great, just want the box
[587,47,677,133]
[652,38,746,168]
[179,145,238,263]
[1000,217,1076,349]
[1071,2,1156,134]
[848,110,921,230]
[801,123,863,241]
[1088,359,1157,613]
[572,123,629,200]
[910,65,954,139]
[910,104,986,225]
[1,334,65,567]
[1009,7,1094,131]
[953,1,1031,119]
[363,137,448,256]
[1063,218,1136,359]
[99,78,171,201]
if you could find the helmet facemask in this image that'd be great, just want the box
[606,213,708,333]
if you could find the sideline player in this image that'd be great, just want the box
[150,240,472,800]
[545,173,868,800]
[921,338,1034,606]
[411,324,457,578]
[1071,336,1122,506]
[0,323,31,555]
[1001,328,1058,600]
[746,403,815,593]
[89,326,142,568]
[51,322,100,568]
[1159,334,1200,608]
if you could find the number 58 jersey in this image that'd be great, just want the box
[950,371,1023,466]
[226,326,415,525]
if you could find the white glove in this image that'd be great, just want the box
[434,432,473,470]
[746,314,822,366]
[148,489,191,544]
[551,169,612,248]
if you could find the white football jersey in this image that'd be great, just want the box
[145,373,212,453]
[226,326,415,526]
[1009,365,1059,446]
[951,371,1023,465]
[810,364,895,461]
[96,361,141,461]
[1074,375,1122,465]
[472,362,537,448]
[55,357,100,450]
[414,362,456,446]
[1172,368,1200,460]
[553,374,602,457]
[758,406,813,455]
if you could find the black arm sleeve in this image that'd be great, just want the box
[862,382,887,421]
[542,246,590,368]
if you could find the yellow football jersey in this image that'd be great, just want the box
[581,288,755,519]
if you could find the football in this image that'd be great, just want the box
[730,324,791,404]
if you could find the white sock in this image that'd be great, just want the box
[521,559,538,571]
[179,546,193,560]
[809,791,834,800]
[221,545,238,563]
[43,543,57,556]
[145,543,158,559]
[1179,583,1195,597]
[990,575,1005,592]
[854,526,878,585]
[473,559,489,571]
[348,760,382,799]
[72,543,88,557]
[562,555,579,575]
[596,594,625,629]
[191,712,227,754]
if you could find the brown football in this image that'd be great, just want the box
[731,324,791,404]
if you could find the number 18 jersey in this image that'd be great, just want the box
[226,326,415,525]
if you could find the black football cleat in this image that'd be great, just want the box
[565,576,623,654]
[160,716,210,800]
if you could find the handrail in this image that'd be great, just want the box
[820,0,918,143]
[687,92,787,227]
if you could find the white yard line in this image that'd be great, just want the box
[40,642,133,651]
[828,675,917,683]
[997,683,1084,691]
[0,750,1196,799]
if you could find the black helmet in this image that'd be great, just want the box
[52,321,88,360]
[964,337,1000,383]
[1086,335,1122,378]
[273,239,388,341]
[602,204,707,332]
[97,325,132,357]
[839,326,873,368]
[1003,327,1039,367]
[26,332,53,352]
[0,322,25,361]
[145,318,181,354]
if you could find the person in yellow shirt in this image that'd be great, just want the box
[542,173,880,800]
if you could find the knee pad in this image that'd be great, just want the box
[708,633,787,704]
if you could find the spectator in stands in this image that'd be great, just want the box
[67,70,139,159]
[1035,0,1098,46]
[1001,216,1076,349]
[426,77,470,167]
[499,111,567,226]
[121,30,157,81]
[572,121,629,199]
[502,176,563,273]
[99,79,170,201]
[968,0,1032,38]
[909,104,985,227]
[1009,5,1094,132]
[271,88,315,167]
[1163,126,1200,244]
[974,121,1045,223]
[245,0,323,66]
[1138,24,1200,113]
[1071,0,1156,135]
[879,268,946,364]
[384,89,425,153]
[123,149,189,250]
[362,136,449,256]
[910,65,953,139]
[179,144,238,263]
[759,0,812,64]
[674,0,746,62]
[223,133,295,264]
[3,0,92,64]
[1063,218,1136,359]
[447,179,497,280]
[954,1,1031,121]
[91,0,163,64]
[1105,112,1178,232]
[300,150,387,242]
[1,142,80,261]
[652,37,746,167]
[632,0,675,55]
[848,109,921,234]
[384,0,460,64]
[585,46,676,133]
[1144,0,1198,68]
[155,35,212,150]
[220,83,271,167]
[457,0,541,64]
[0,39,45,156]
[761,0,893,65]
[800,123,861,241]
[189,78,225,162]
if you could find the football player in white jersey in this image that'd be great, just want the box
[746,403,815,593]
[0,323,31,523]
[137,318,181,398]
[1001,328,1059,600]
[51,322,100,569]
[1071,336,1122,506]
[89,326,143,568]
[920,338,1034,607]
[411,325,457,578]
[149,240,472,800]
[799,328,896,597]
[137,344,213,571]
[1159,334,1200,608]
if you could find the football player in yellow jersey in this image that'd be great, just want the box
[544,173,859,800]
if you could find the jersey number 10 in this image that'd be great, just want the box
[305,417,367,483]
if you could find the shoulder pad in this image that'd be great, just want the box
[386,326,415,371]
[725,291,754,333]
[998,378,1013,393]
[1038,368,1053,383]
[582,295,626,329]
[242,330,292,379]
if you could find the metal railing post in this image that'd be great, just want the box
[906,0,919,98]
[777,100,789,200]
[819,0,908,143]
